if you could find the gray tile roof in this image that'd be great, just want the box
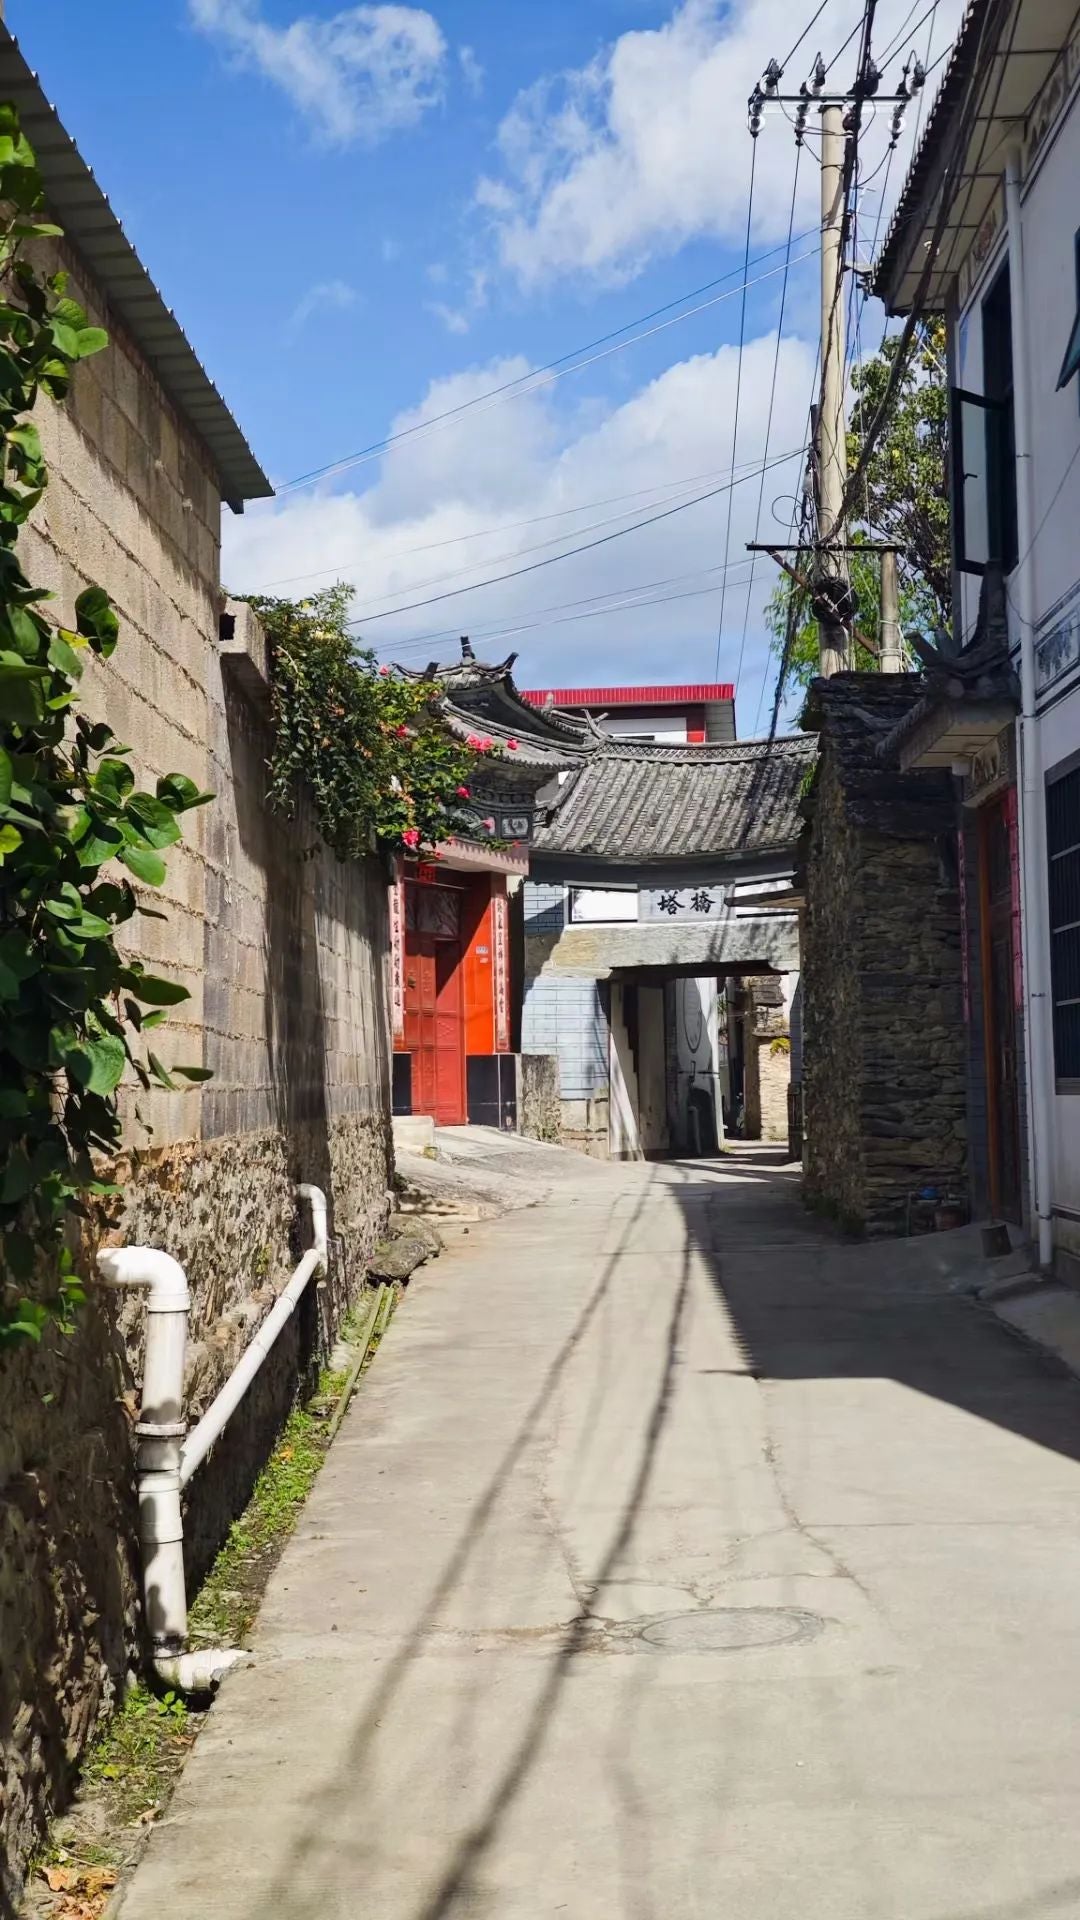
[0,27,271,508]
[534,735,816,864]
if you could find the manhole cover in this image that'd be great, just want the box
[638,1607,823,1653]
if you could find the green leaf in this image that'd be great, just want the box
[51,297,87,329]
[0,822,21,864]
[119,843,167,886]
[75,327,108,358]
[76,816,124,867]
[48,631,83,679]
[174,1065,212,1082]
[124,793,181,849]
[140,1009,169,1030]
[66,1031,126,1097]
[126,974,190,1007]
[156,773,214,811]
[147,1050,176,1089]
[0,746,11,806]
[91,758,134,804]
[50,319,80,358]
[75,585,119,658]
[5,602,44,658]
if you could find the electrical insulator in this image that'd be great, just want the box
[911,59,926,91]
[811,53,826,95]
[864,58,881,97]
[748,86,764,136]
[763,58,782,96]
[794,81,810,146]
[890,100,906,147]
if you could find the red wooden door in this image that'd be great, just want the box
[403,884,466,1125]
[434,939,466,1124]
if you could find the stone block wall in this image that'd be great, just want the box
[802,690,967,1234]
[2,240,392,1900]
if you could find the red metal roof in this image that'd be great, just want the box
[522,683,734,709]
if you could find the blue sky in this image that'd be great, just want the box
[12,0,958,730]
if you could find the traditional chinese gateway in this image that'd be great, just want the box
[521,722,814,1157]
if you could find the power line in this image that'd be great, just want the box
[245,461,774,591]
[734,143,803,702]
[346,445,806,629]
[714,135,758,678]
[344,444,803,617]
[778,0,834,75]
[277,235,819,495]
[377,559,761,660]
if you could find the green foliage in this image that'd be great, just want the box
[0,105,206,1346]
[767,319,950,695]
[244,586,490,858]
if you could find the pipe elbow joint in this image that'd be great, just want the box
[97,1245,192,1312]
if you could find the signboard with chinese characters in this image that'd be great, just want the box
[389,876,405,1044]
[639,884,727,922]
[1035,578,1080,695]
[958,181,1004,308]
[492,889,511,1051]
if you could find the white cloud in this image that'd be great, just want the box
[287,278,359,333]
[190,0,448,146]
[426,265,489,335]
[222,334,817,729]
[459,44,484,97]
[477,0,964,285]
[428,301,471,334]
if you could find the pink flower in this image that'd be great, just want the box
[394,724,409,738]
[379,665,390,677]
[481,736,495,752]
[433,850,442,860]
[482,817,495,832]
[506,737,519,751]
[402,827,420,848]
[466,733,483,750]
[456,785,471,798]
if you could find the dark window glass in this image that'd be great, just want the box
[1047,762,1080,1087]
[982,264,1018,574]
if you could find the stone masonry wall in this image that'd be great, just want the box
[802,757,865,1224]
[2,239,392,1903]
[802,740,967,1234]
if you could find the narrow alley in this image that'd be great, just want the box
[115,1142,1080,1920]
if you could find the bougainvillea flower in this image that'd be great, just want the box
[506,738,519,751]
[402,827,420,848]
[379,665,390,676]
[482,817,495,831]
[456,785,471,798]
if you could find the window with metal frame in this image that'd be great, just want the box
[950,262,1018,575]
[1047,756,1080,1090]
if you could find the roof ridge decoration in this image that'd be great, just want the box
[0,27,271,508]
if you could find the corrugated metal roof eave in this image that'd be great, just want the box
[0,29,272,506]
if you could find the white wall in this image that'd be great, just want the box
[637,987,668,1153]
[609,984,641,1159]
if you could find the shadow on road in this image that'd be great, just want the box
[670,1160,1080,1473]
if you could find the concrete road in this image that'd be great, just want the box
[117,1146,1080,1920]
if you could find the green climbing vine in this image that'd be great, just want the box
[244,587,500,857]
[0,104,207,1347]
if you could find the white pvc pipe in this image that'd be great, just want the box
[1005,151,1055,1270]
[179,1246,323,1487]
[97,1247,191,1654]
[97,1183,329,1690]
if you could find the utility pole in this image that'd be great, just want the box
[749,38,924,678]
[817,100,849,677]
[879,546,903,671]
